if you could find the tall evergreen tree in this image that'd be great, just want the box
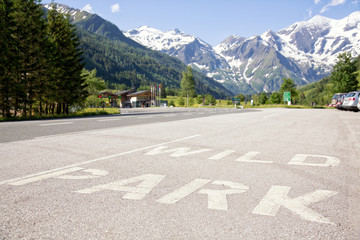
[12,0,49,116]
[160,82,166,98]
[0,0,17,117]
[47,4,87,114]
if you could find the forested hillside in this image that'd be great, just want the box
[78,30,230,98]
[44,4,232,98]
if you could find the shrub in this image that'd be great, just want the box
[169,100,175,107]
[178,97,185,106]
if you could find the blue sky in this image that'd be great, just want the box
[42,0,359,46]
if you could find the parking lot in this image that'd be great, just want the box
[329,91,360,112]
[1,108,360,239]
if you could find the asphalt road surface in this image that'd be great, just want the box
[1,108,359,239]
[0,107,248,143]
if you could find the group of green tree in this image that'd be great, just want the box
[0,0,87,118]
[235,52,359,106]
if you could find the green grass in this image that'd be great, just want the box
[162,96,330,109]
[162,96,234,108]
[243,104,327,109]
[80,107,120,114]
[0,107,120,122]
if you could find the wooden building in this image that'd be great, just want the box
[127,90,152,108]
[116,90,135,108]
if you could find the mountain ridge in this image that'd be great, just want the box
[126,11,360,94]
[43,4,232,98]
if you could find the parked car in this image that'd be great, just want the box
[330,93,347,108]
[336,94,347,110]
[342,91,360,112]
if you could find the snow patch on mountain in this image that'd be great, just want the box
[125,26,196,51]
[44,4,91,21]
[126,26,229,73]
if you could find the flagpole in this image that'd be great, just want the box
[159,84,161,107]
[151,84,154,107]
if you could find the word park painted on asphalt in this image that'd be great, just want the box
[1,141,341,225]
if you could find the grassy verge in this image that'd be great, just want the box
[162,96,329,109]
[163,96,234,108]
[0,108,120,122]
[243,104,328,109]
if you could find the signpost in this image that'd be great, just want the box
[284,92,291,105]
[232,98,240,104]
[232,98,240,108]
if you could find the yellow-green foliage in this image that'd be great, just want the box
[80,108,120,114]
[162,96,234,108]
[297,76,334,106]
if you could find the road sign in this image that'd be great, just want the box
[284,92,291,102]
[232,98,240,104]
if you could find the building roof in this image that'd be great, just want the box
[98,91,117,96]
[115,90,135,96]
[127,90,151,97]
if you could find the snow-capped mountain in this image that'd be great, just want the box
[214,12,360,93]
[126,12,360,94]
[125,26,229,72]
[277,12,360,66]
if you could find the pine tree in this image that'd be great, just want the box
[47,4,87,114]
[0,0,17,117]
[12,0,49,116]
[160,82,166,98]
[259,92,268,104]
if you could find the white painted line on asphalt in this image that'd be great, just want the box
[198,112,206,115]
[9,167,84,186]
[208,150,235,160]
[288,154,340,167]
[137,116,153,119]
[145,146,211,157]
[38,122,73,126]
[199,181,249,210]
[98,118,122,122]
[235,151,273,164]
[0,134,201,186]
[57,168,109,180]
[252,185,337,225]
[76,174,166,200]
[157,179,211,204]
[183,113,193,116]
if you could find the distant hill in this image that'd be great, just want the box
[43,4,232,98]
